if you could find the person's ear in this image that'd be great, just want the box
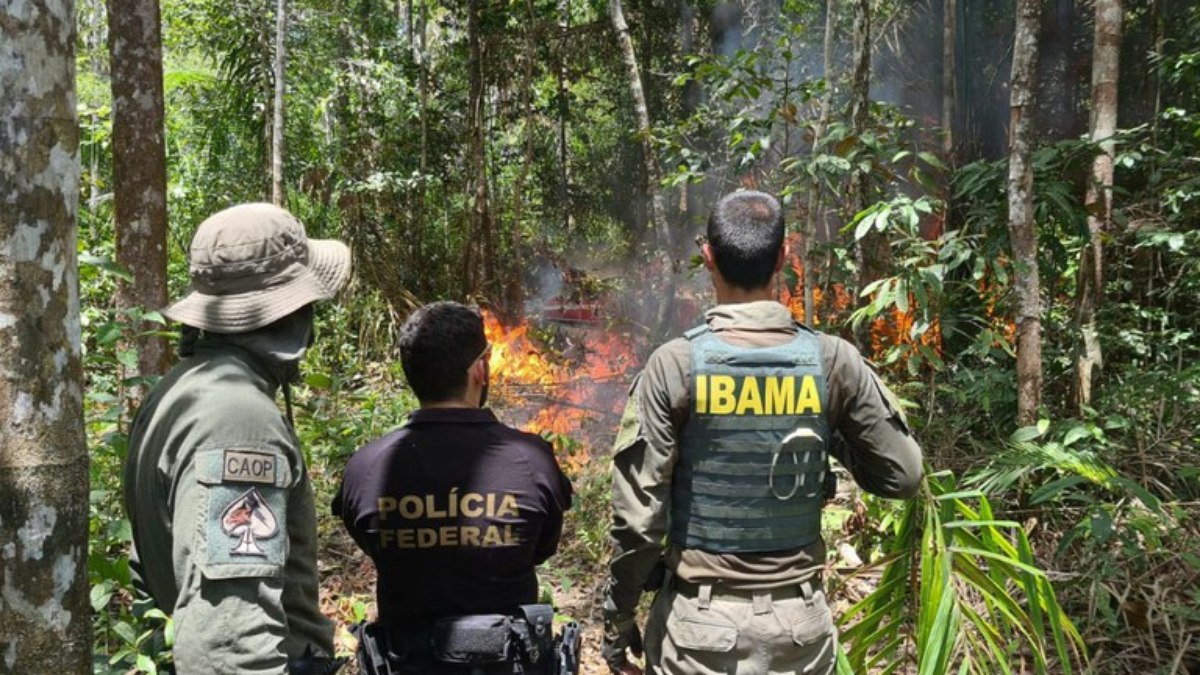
[702,242,717,272]
[775,240,789,274]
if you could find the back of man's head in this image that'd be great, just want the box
[706,191,785,290]
[399,301,488,404]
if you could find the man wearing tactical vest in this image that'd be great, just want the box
[601,191,924,675]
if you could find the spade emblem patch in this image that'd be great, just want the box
[220,488,280,556]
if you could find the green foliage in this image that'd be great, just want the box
[558,454,615,570]
[84,263,175,674]
[75,0,1200,669]
[965,415,1199,669]
[838,470,1086,674]
[845,194,975,374]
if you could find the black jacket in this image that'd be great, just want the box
[334,408,573,627]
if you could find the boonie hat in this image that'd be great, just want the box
[163,203,352,333]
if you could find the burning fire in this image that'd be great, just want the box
[778,235,854,328]
[482,310,637,472]
[779,278,854,328]
[778,233,945,364]
[869,308,943,360]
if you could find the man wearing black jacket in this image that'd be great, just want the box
[334,301,573,674]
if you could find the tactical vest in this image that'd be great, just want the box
[669,325,830,553]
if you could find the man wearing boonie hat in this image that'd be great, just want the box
[123,203,351,674]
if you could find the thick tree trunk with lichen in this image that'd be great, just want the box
[108,0,171,386]
[848,0,870,154]
[610,0,675,335]
[1007,0,1044,426]
[1075,0,1122,413]
[0,1,90,670]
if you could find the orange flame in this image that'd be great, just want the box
[779,233,854,328]
[484,313,558,386]
[482,310,637,472]
[777,233,945,365]
[868,305,943,359]
[978,269,1017,348]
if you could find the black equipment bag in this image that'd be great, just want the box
[430,614,514,664]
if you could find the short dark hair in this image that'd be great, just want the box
[706,191,786,290]
[398,301,488,404]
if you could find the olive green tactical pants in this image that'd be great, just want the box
[644,582,836,675]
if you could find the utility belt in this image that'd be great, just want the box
[155,645,343,675]
[353,605,581,675]
[671,574,823,606]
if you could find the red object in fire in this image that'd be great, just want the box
[541,298,602,325]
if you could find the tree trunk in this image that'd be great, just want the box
[848,0,870,181]
[413,0,429,297]
[848,0,884,345]
[803,0,837,328]
[87,0,105,215]
[464,0,495,299]
[942,0,956,159]
[557,0,574,234]
[1007,0,1044,426]
[271,0,287,206]
[508,0,537,314]
[108,0,172,390]
[261,7,273,194]
[0,2,90,670]
[610,0,675,333]
[1074,0,1121,414]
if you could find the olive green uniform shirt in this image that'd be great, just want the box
[605,301,923,621]
[124,341,334,674]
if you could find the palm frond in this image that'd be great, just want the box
[837,469,1087,673]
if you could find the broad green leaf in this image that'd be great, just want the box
[1010,425,1044,442]
[96,322,122,346]
[1029,476,1090,505]
[1061,425,1092,447]
[305,372,334,389]
[1108,476,1162,513]
[942,519,1022,530]
[91,582,114,612]
[112,620,138,645]
[918,151,949,170]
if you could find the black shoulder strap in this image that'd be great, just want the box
[792,320,818,335]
